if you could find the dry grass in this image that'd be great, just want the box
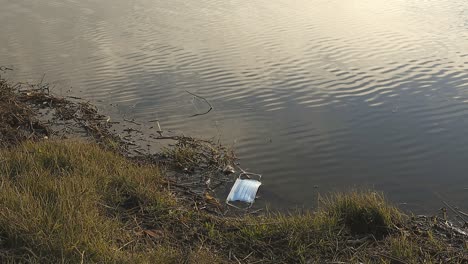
[0,76,48,147]
[0,73,124,153]
[161,136,236,172]
[0,140,182,262]
[0,141,466,263]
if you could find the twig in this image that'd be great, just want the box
[232,253,242,264]
[0,66,13,72]
[21,247,40,260]
[117,240,135,251]
[248,260,267,264]
[242,221,282,226]
[185,90,213,117]
[156,120,163,136]
[152,135,183,140]
[148,119,163,135]
[457,210,468,218]
[434,192,467,224]
[67,96,84,100]
[39,74,46,85]
[123,118,141,125]
[246,208,263,215]
[80,250,85,264]
[134,149,147,156]
[243,251,254,261]
[377,253,409,264]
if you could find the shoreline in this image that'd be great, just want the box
[0,73,467,262]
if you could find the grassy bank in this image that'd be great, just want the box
[0,140,466,263]
[0,73,466,262]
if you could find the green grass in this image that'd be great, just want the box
[0,140,181,262]
[388,235,417,262]
[319,191,403,237]
[0,140,465,263]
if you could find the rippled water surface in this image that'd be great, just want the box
[1,0,467,212]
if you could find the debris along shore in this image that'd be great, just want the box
[0,71,247,214]
[0,73,467,263]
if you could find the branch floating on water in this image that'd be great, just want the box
[185,90,213,117]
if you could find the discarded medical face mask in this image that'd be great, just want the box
[226,178,262,204]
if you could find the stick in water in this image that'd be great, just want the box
[185,90,213,117]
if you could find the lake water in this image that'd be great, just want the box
[1,0,467,212]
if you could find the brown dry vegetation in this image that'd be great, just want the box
[0,76,48,146]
